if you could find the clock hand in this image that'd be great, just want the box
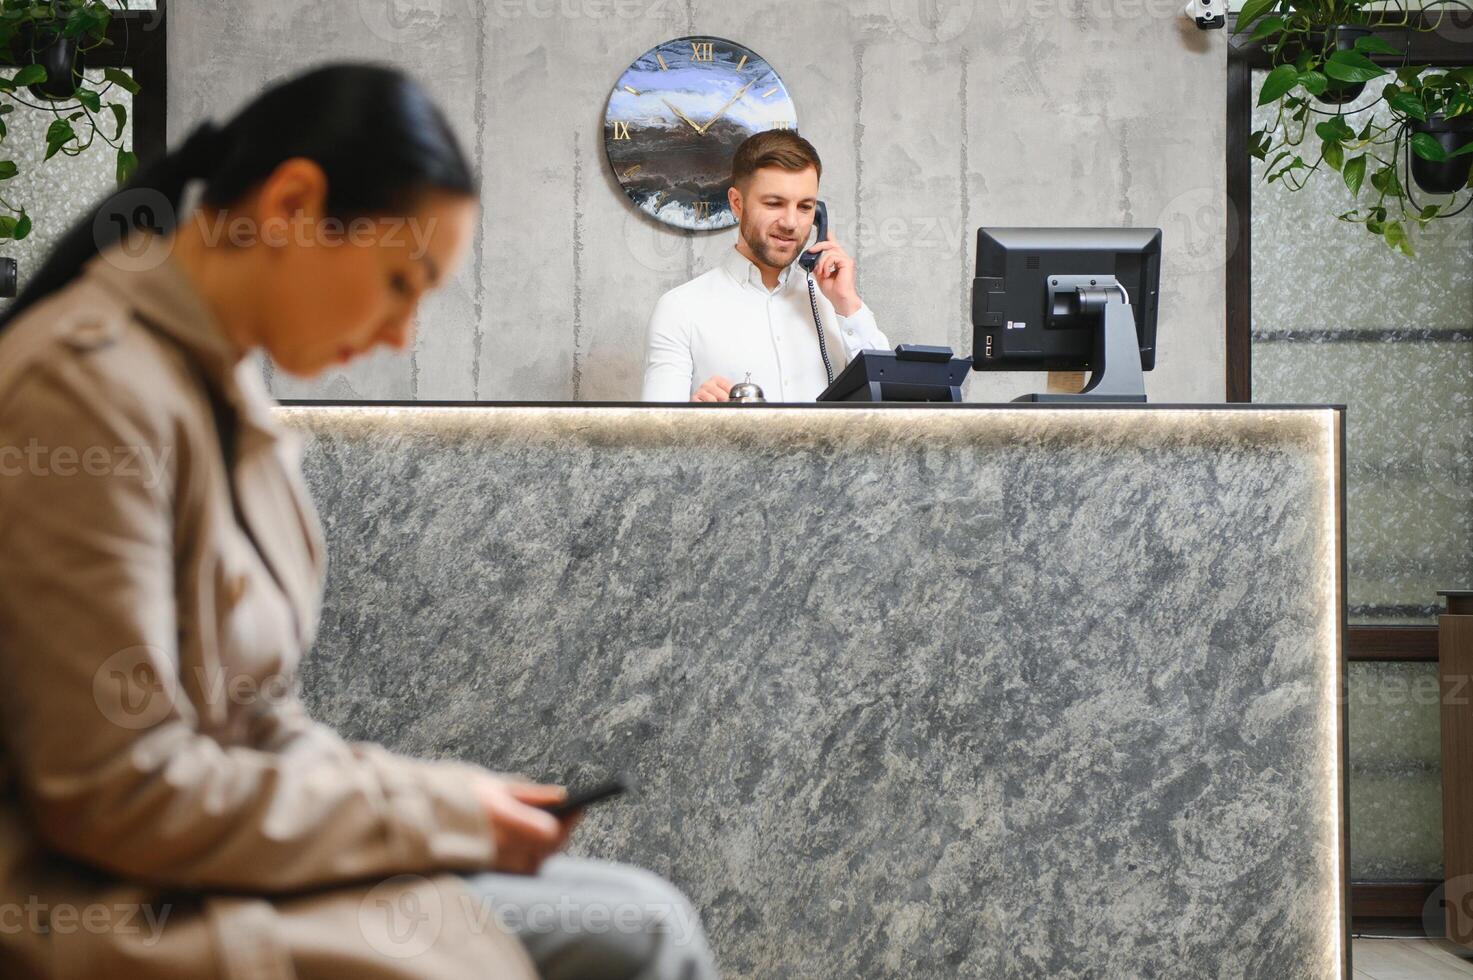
[662,98,705,135]
[698,80,756,134]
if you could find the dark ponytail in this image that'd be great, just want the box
[0,63,475,334]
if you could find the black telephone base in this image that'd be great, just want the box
[1012,392,1148,403]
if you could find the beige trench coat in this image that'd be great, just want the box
[0,245,539,980]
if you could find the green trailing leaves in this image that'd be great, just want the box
[1236,0,1280,29]
[0,160,16,181]
[116,148,137,184]
[1383,220,1413,257]
[1250,15,1286,41]
[109,103,126,140]
[1370,164,1404,198]
[1315,116,1355,143]
[1324,50,1387,84]
[1411,132,1447,162]
[1260,65,1301,106]
[102,68,140,96]
[1387,90,1428,121]
[1353,35,1402,57]
[44,118,76,160]
[8,64,47,89]
[1322,138,1344,172]
[1299,71,1328,97]
[1343,155,1367,196]
[1248,129,1273,161]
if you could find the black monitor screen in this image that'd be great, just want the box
[971,227,1161,373]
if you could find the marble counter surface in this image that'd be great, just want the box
[281,405,1347,980]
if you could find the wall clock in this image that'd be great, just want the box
[604,36,799,232]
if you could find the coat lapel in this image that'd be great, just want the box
[85,245,326,648]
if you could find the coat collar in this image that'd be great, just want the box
[84,239,283,440]
[84,238,326,646]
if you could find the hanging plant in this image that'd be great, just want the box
[0,0,141,244]
[1237,0,1473,257]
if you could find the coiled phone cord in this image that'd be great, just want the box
[807,273,834,386]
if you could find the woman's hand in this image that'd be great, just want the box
[472,776,579,875]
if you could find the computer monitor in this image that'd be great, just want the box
[971,227,1162,402]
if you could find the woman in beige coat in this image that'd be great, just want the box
[0,65,716,980]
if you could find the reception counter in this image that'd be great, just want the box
[280,404,1348,979]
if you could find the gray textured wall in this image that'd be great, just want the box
[168,1,1228,403]
[286,405,1345,979]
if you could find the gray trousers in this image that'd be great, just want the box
[463,857,719,980]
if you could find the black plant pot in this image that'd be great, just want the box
[1410,114,1473,194]
[1276,25,1373,105]
[12,31,83,101]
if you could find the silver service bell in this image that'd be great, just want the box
[728,373,766,404]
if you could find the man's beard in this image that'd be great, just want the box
[739,214,799,270]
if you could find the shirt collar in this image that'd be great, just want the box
[722,242,798,292]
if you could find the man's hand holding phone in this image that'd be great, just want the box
[802,238,863,317]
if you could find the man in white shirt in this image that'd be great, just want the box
[641,131,890,402]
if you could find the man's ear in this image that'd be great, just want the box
[727,184,743,221]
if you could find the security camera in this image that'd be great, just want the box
[1185,0,1226,29]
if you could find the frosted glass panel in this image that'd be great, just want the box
[1347,661,1444,880]
[0,69,135,311]
[1250,66,1471,885]
[1250,71,1473,624]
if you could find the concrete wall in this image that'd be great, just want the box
[168,1,1227,403]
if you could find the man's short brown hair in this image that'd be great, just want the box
[731,130,822,188]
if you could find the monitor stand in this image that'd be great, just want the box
[1014,280,1148,403]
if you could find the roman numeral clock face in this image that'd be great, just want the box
[604,36,798,231]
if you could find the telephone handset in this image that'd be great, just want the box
[798,200,828,273]
[797,200,834,385]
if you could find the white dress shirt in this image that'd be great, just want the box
[641,244,891,402]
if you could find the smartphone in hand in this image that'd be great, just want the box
[541,778,627,818]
